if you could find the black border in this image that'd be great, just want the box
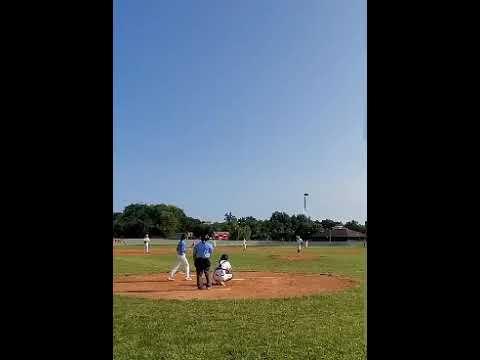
[7,1,113,358]
[365,1,468,357]
[8,1,467,358]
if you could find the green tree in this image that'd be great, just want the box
[235,218,253,240]
[185,217,202,232]
[269,212,293,241]
[344,220,366,233]
[224,212,237,223]
[113,203,350,242]
[320,219,342,230]
[158,210,179,238]
[224,212,241,239]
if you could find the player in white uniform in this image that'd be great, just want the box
[144,233,151,254]
[242,238,247,252]
[213,254,233,286]
[296,235,303,253]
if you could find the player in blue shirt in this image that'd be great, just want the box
[193,235,214,289]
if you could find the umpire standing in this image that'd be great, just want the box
[193,235,214,289]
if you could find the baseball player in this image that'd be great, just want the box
[305,238,309,248]
[213,254,233,286]
[205,234,216,248]
[168,234,192,281]
[296,235,303,253]
[193,235,214,289]
[191,236,199,251]
[144,233,151,253]
[242,238,247,252]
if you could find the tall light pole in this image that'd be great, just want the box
[303,193,309,216]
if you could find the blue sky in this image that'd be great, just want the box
[114,0,366,223]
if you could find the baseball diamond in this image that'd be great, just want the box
[113,243,365,359]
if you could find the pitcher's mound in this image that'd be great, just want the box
[113,272,357,301]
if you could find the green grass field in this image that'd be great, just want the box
[114,245,366,360]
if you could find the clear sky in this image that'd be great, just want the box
[114,0,366,223]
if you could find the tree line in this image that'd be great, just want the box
[113,203,366,240]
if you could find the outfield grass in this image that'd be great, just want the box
[114,245,366,360]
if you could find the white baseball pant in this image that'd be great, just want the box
[213,273,233,283]
[170,254,190,278]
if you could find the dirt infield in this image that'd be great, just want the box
[113,247,264,257]
[113,246,364,257]
[113,272,357,301]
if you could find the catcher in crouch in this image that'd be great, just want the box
[213,254,233,286]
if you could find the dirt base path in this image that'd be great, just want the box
[113,272,357,301]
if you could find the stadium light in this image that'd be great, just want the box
[303,193,309,216]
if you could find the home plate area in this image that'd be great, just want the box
[113,271,356,300]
